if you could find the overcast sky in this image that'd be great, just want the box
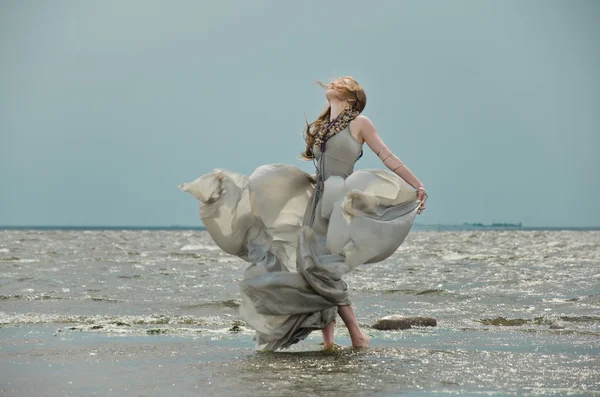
[1,0,599,227]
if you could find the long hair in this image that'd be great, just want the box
[301,76,367,160]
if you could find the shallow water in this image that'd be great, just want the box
[1,230,599,396]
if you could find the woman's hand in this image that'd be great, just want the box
[416,187,427,215]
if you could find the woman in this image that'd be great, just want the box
[179,76,427,351]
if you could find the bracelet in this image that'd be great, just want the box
[416,187,428,197]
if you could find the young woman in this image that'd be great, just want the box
[180,76,427,350]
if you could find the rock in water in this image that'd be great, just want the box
[372,315,437,330]
[549,321,566,330]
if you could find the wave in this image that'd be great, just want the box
[0,312,229,327]
[476,316,600,326]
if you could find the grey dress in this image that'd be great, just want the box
[179,126,420,350]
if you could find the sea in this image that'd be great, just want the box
[1,226,599,396]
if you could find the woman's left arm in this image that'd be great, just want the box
[355,116,428,213]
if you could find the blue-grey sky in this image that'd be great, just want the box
[1,0,599,227]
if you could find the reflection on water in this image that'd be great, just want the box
[208,342,600,396]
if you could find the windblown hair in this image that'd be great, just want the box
[301,76,367,160]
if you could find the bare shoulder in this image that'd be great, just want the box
[354,114,374,126]
[350,115,377,139]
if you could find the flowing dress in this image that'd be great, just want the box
[179,126,420,350]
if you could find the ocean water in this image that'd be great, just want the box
[1,229,599,396]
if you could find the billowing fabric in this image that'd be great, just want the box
[179,126,420,350]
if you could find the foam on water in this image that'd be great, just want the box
[0,312,233,327]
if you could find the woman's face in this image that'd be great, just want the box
[325,78,352,102]
[325,86,343,101]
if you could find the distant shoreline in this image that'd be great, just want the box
[1,225,599,231]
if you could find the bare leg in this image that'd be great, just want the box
[338,305,370,348]
[321,320,335,349]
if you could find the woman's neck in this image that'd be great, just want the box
[328,99,350,121]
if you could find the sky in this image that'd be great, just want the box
[1,0,599,227]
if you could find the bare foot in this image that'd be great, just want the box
[322,320,335,350]
[352,333,371,349]
[323,342,342,352]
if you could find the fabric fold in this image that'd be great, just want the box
[180,163,419,351]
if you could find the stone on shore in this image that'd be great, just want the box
[372,315,437,330]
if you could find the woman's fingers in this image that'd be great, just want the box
[417,198,425,214]
[417,195,427,215]
[415,190,427,215]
